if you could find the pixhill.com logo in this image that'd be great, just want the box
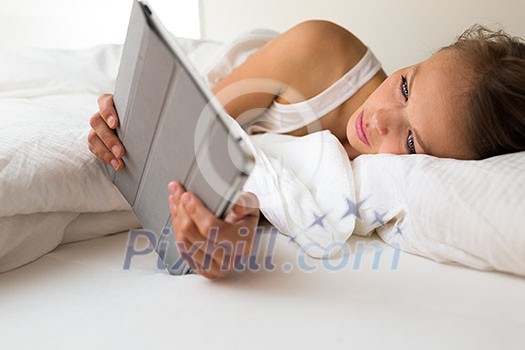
[122,226,402,274]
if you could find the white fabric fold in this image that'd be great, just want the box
[243,131,358,258]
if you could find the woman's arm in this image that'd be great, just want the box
[211,20,368,125]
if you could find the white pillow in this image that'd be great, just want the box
[352,152,525,275]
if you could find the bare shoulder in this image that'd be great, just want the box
[210,20,370,120]
[285,20,366,54]
[274,20,369,102]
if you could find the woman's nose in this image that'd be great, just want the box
[370,108,403,136]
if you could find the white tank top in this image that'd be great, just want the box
[243,48,382,134]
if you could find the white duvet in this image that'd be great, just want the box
[0,45,138,272]
[1,36,524,276]
[0,38,234,272]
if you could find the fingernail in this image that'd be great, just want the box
[111,159,119,170]
[108,116,116,128]
[112,145,120,158]
[168,182,177,195]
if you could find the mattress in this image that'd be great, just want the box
[1,231,524,350]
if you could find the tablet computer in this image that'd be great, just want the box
[107,0,254,275]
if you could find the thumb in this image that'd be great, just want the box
[226,192,259,223]
[180,192,220,236]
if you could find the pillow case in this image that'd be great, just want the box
[352,152,525,275]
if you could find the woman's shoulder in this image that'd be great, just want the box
[210,20,372,121]
[285,20,364,47]
[274,20,369,102]
[278,20,367,65]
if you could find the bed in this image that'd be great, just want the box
[1,232,525,349]
[1,31,525,350]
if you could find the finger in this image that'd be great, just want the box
[173,201,227,270]
[89,112,126,159]
[180,192,223,237]
[87,130,124,170]
[181,192,257,265]
[171,204,228,277]
[180,238,227,279]
[224,192,260,224]
[97,93,119,129]
[235,192,260,215]
[172,198,209,244]
[168,181,185,202]
[168,182,186,218]
[171,204,208,268]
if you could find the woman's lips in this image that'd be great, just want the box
[355,110,371,147]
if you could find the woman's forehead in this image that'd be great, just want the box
[410,51,476,159]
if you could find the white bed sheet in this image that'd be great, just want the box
[1,231,524,350]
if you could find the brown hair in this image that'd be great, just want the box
[442,25,525,159]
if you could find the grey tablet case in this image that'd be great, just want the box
[107,0,254,275]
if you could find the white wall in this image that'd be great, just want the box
[2,0,523,74]
[0,0,200,49]
[200,0,525,74]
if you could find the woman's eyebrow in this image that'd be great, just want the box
[409,64,419,93]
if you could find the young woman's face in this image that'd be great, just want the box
[345,49,477,160]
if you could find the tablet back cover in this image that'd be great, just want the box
[107,0,253,274]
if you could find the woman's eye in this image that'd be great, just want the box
[400,75,409,101]
[407,131,416,154]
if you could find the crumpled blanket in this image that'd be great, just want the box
[0,38,221,272]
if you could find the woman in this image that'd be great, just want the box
[88,21,525,279]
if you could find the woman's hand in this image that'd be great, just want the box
[168,181,260,279]
[87,93,126,171]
